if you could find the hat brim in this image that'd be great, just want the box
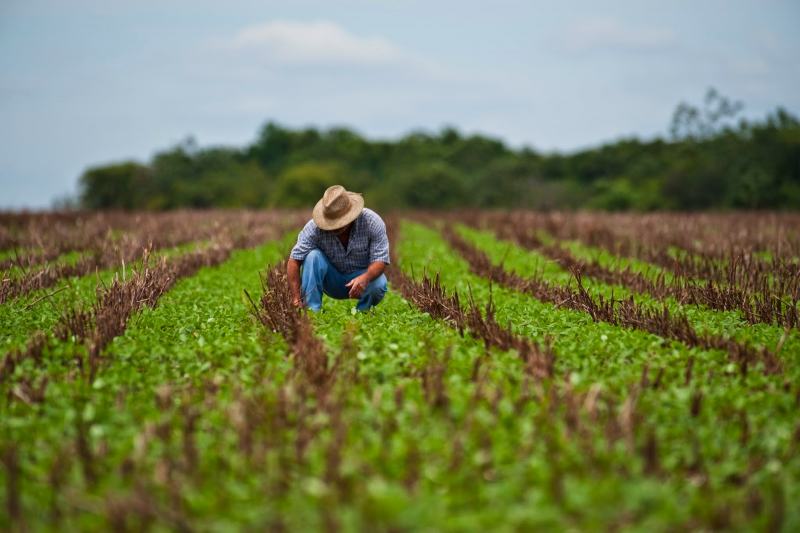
[312,192,364,230]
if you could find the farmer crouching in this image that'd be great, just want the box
[287,185,390,312]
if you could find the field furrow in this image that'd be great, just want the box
[1,211,798,531]
[474,211,800,263]
[234,227,789,529]
[461,214,800,330]
[0,214,303,355]
[399,221,799,385]
[0,211,299,305]
[495,223,799,330]
[396,219,798,527]
[0,235,299,529]
[0,221,301,439]
[397,220,798,472]
[467,211,800,302]
[449,223,799,374]
[0,240,207,354]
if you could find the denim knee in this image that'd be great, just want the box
[302,249,329,276]
[304,249,326,265]
[366,274,388,299]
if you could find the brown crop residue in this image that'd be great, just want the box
[1,210,305,304]
[440,223,783,376]
[250,262,335,393]
[386,217,555,381]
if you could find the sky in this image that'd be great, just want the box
[1,0,799,208]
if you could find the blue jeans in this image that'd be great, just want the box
[301,249,388,312]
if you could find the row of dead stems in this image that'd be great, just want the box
[2,215,794,530]
[1,214,304,392]
[438,224,784,376]
[0,211,301,305]
[461,212,800,331]
[385,218,556,381]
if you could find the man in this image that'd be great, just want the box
[287,185,390,312]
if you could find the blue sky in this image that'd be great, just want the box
[1,0,798,208]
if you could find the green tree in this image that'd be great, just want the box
[76,97,800,211]
[391,162,467,208]
[270,162,349,208]
[670,87,743,141]
[79,161,151,209]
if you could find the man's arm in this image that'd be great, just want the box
[287,258,303,307]
[287,220,318,307]
[345,260,386,298]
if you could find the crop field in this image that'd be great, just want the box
[1,209,799,531]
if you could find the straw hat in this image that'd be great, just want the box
[312,185,365,231]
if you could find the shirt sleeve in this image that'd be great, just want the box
[289,219,319,261]
[367,212,391,265]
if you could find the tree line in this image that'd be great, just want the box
[79,89,800,211]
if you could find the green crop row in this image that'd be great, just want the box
[1,234,296,530]
[456,224,800,367]
[0,240,211,353]
[1,220,798,531]
[395,221,799,529]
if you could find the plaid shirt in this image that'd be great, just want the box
[289,208,391,274]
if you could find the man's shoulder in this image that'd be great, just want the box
[361,208,385,227]
[300,218,319,235]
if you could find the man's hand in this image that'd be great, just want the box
[287,258,304,309]
[345,273,370,299]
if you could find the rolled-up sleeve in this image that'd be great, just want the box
[368,214,391,265]
[289,220,318,261]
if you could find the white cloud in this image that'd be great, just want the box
[229,19,406,66]
[562,17,675,53]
